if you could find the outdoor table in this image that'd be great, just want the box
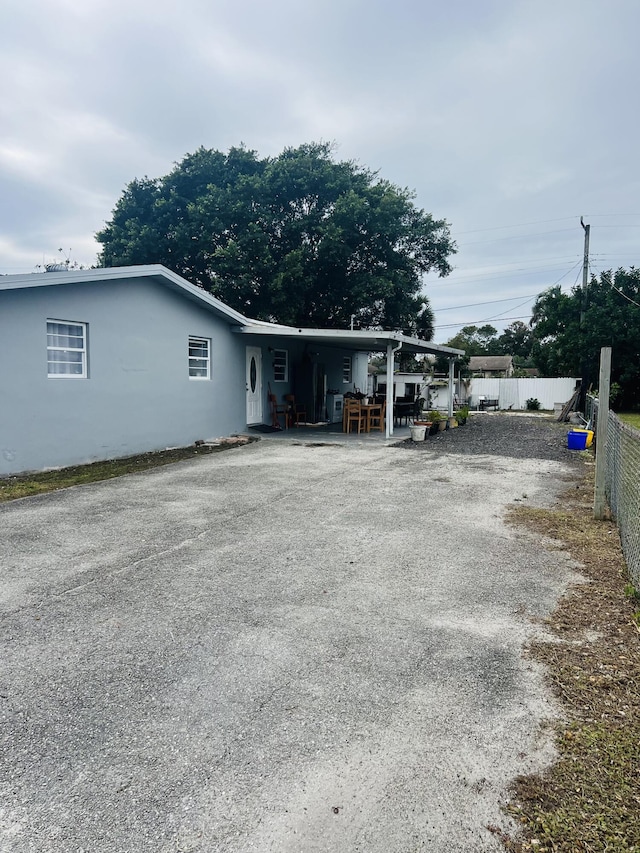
[343,402,381,433]
[393,401,414,425]
[360,403,381,432]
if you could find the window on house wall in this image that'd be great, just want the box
[189,337,211,379]
[343,356,352,383]
[47,320,87,378]
[273,349,288,382]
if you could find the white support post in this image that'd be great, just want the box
[448,359,455,418]
[385,343,394,438]
[594,346,611,520]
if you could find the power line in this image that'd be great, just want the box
[454,216,578,235]
[566,262,585,294]
[433,298,536,330]
[454,213,640,237]
[459,228,578,247]
[430,264,581,287]
[479,294,538,324]
[428,254,581,274]
[446,259,580,279]
[589,263,640,309]
[432,261,583,331]
[425,259,582,289]
[435,293,540,312]
[435,315,531,330]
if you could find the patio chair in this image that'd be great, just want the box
[268,394,289,429]
[284,394,307,427]
[344,399,367,434]
[367,400,386,432]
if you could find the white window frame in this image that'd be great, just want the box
[47,319,87,379]
[189,336,211,380]
[343,356,352,384]
[273,349,288,382]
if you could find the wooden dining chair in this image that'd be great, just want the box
[268,393,289,429]
[367,400,386,432]
[344,399,367,434]
[284,394,307,427]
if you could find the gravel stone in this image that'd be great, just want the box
[396,412,583,464]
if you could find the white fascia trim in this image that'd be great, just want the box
[0,264,252,325]
[236,324,465,357]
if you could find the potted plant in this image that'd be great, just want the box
[454,406,469,425]
[427,410,442,434]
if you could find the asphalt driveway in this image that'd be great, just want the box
[0,429,581,852]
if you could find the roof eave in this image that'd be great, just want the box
[235,324,465,357]
[0,264,251,325]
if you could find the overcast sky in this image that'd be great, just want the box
[2,0,638,341]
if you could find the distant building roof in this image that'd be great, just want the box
[468,355,513,372]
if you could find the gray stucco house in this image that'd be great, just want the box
[0,265,463,475]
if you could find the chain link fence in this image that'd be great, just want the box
[586,394,640,588]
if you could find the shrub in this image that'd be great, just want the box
[526,397,541,411]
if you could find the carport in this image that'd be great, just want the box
[236,325,465,437]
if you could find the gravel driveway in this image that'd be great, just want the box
[0,415,582,852]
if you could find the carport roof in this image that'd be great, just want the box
[235,324,464,357]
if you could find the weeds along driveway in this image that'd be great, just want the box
[0,420,582,853]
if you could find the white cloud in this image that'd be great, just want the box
[1,0,639,337]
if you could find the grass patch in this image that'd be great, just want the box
[617,412,640,431]
[0,440,256,502]
[502,469,640,852]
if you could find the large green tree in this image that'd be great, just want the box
[530,268,640,408]
[497,320,534,361]
[442,324,500,356]
[96,143,455,335]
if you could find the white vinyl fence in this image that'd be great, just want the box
[467,378,579,411]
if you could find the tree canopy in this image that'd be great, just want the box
[442,324,500,357]
[96,142,455,335]
[530,268,640,408]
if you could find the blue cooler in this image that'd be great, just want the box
[567,430,588,450]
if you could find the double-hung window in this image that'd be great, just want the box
[273,349,288,382]
[47,320,87,378]
[343,356,352,384]
[189,336,210,379]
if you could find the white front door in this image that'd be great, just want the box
[246,346,262,424]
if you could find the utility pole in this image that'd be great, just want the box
[579,217,591,411]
